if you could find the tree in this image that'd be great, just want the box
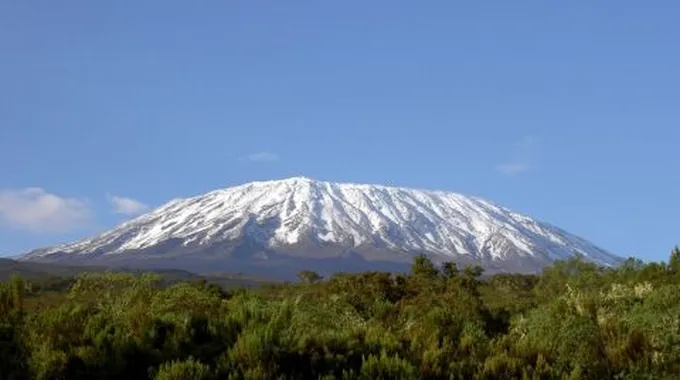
[297,270,323,284]
[669,246,680,273]
[441,262,459,279]
[460,265,484,296]
[9,275,25,313]
[7,249,680,379]
[410,255,439,279]
[0,276,29,380]
[0,324,29,380]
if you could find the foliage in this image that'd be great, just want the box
[153,358,212,380]
[1,248,680,379]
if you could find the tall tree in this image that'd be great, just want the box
[669,245,680,272]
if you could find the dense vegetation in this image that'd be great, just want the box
[2,248,680,379]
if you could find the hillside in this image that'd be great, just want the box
[20,177,623,278]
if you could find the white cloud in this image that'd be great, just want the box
[240,152,280,163]
[496,163,529,175]
[0,188,92,233]
[496,135,540,176]
[107,195,149,216]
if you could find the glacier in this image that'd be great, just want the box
[21,177,622,275]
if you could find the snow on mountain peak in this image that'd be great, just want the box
[22,177,622,269]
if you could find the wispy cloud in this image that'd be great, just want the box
[496,135,540,176]
[240,152,280,163]
[496,163,529,175]
[107,195,149,216]
[0,188,92,233]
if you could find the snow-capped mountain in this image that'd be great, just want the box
[21,177,622,277]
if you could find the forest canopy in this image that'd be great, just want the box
[2,248,680,379]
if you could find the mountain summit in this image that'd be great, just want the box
[21,177,622,277]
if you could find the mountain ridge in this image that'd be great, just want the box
[20,177,623,277]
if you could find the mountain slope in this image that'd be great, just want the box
[21,177,622,277]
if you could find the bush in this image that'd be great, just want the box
[154,358,212,380]
[3,251,680,379]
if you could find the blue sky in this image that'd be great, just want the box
[1,1,678,261]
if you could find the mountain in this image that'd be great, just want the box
[20,177,623,279]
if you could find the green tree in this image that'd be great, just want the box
[297,270,323,284]
[410,254,439,279]
[0,324,29,380]
[669,245,680,273]
[441,262,459,279]
[4,245,680,379]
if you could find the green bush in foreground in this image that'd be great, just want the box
[1,250,680,379]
